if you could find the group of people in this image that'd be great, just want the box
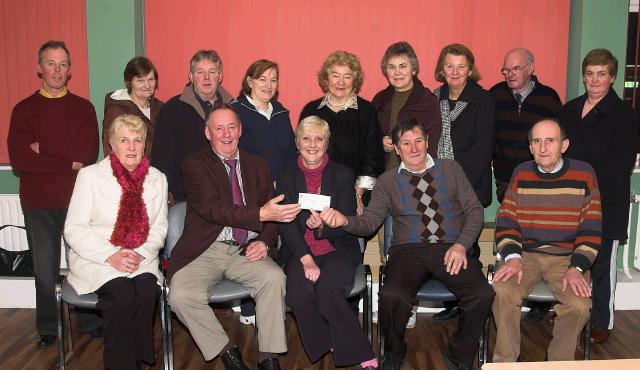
[7,38,638,370]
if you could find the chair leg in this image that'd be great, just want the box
[479,313,490,366]
[364,264,373,344]
[378,265,385,358]
[64,303,73,353]
[160,282,171,370]
[55,283,65,370]
[583,317,591,360]
[165,283,174,370]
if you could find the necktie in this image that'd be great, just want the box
[224,159,248,245]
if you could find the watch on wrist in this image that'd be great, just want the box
[574,266,584,273]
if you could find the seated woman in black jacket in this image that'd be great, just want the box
[277,116,377,369]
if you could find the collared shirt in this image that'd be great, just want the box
[39,86,68,98]
[317,92,358,111]
[398,154,436,175]
[212,149,258,242]
[245,95,273,120]
[538,158,563,174]
[512,80,536,102]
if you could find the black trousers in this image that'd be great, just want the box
[96,273,160,370]
[23,208,102,336]
[285,251,375,366]
[379,243,494,365]
[591,238,617,330]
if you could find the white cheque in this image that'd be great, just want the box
[298,193,331,211]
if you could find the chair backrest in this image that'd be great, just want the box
[163,201,187,259]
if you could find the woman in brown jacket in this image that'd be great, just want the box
[102,56,163,157]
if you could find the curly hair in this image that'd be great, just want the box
[317,50,364,94]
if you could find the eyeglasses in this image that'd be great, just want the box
[529,137,557,146]
[501,63,530,75]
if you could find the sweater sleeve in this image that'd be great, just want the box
[314,167,358,240]
[8,101,74,173]
[495,170,523,257]
[344,175,390,236]
[451,160,484,249]
[275,173,312,259]
[570,169,602,271]
[357,103,385,179]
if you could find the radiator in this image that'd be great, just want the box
[0,195,28,252]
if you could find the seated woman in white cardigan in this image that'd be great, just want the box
[64,114,168,370]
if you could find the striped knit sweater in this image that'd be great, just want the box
[495,158,601,272]
[491,77,562,183]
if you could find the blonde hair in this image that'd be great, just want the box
[296,116,331,145]
[108,114,147,145]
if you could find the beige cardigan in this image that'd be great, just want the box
[64,157,168,295]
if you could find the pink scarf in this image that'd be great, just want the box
[109,152,150,249]
[297,153,335,256]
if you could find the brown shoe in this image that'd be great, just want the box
[590,327,610,344]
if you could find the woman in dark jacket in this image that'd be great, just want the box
[433,43,495,207]
[559,49,639,343]
[430,43,495,321]
[277,116,377,369]
[300,50,384,215]
[372,41,441,170]
[232,59,296,182]
[230,59,297,326]
[102,57,163,157]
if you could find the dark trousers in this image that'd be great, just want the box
[443,241,481,310]
[591,238,617,330]
[96,273,160,369]
[23,208,102,336]
[285,251,374,366]
[379,243,494,365]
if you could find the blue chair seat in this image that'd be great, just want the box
[416,279,457,302]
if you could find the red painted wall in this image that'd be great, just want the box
[0,0,90,164]
[145,0,569,126]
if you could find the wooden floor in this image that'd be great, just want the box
[1,309,639,370]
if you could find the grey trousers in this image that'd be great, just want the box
[169,241,287,360]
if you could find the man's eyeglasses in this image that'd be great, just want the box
[501,63,530,75]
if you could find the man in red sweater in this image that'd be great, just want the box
[8,40,102,348]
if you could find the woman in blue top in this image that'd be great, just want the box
[231,59,297,325]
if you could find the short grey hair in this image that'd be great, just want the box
[295,116,331,144]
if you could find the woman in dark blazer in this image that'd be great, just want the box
[559,48,639,344]
[431,43,495,321]
[433,43,495,207]
[277,116,377,369]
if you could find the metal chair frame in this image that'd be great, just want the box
[485,215,591,362]
[162,202,373,369]
[379,214,489,366]
[54,278,171,370]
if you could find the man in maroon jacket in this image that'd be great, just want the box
[167,105,300,370]
[7,40,101,348]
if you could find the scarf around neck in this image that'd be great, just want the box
[109,152,150,249]
[297,153,335,256]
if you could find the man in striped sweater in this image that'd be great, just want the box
[492,119,602,362]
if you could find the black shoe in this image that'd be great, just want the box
[523,306,548,323]
[88,327,104,338]
[220,346,249,370]
[257,357,281,370]
[443,347,475,370]
[433,306,460,321]
[37,335,56,348]
[380,357,404,370]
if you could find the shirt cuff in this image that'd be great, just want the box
[504,253,522,263]
[356,176,377,190]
